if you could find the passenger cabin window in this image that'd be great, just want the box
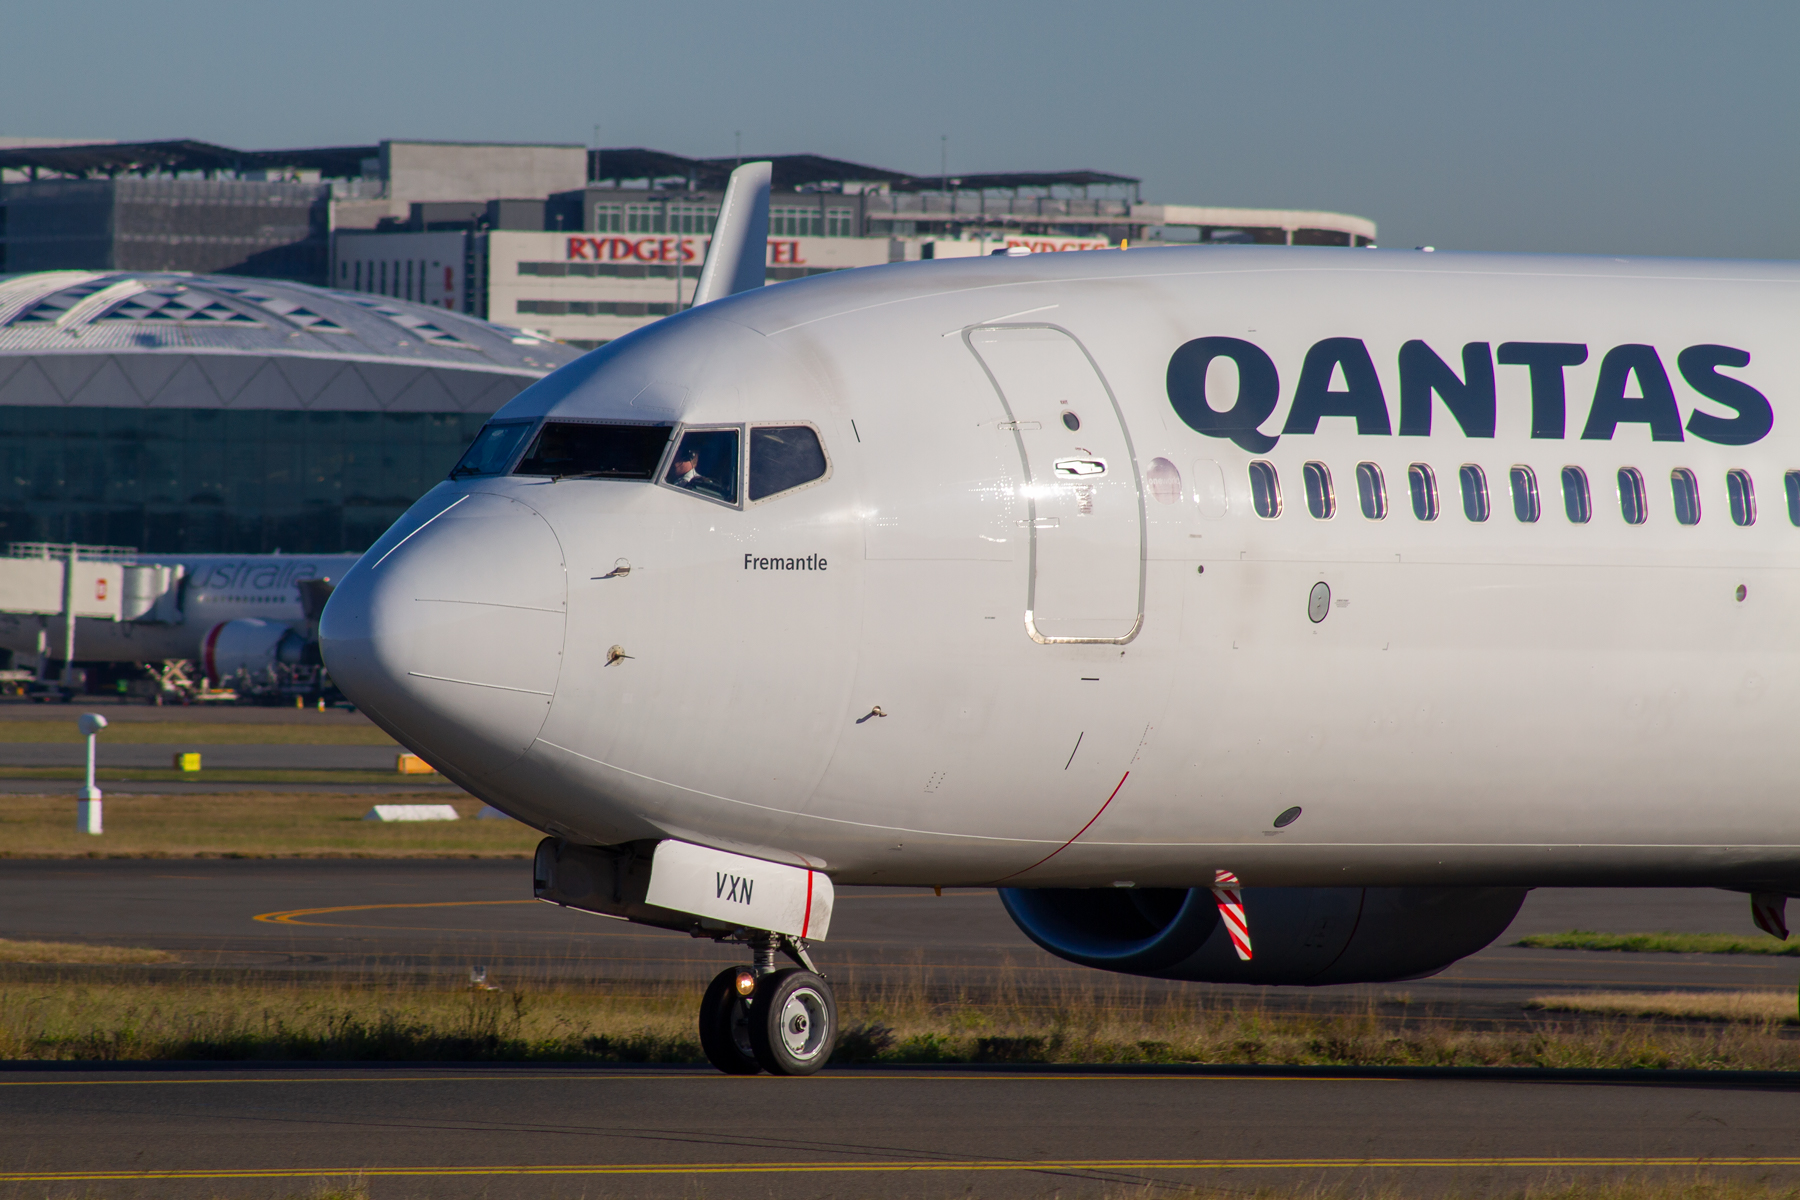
[1303,461,1335,519]
[512,421,673,480]
[450,420,536,478]
[1356,462,1387,519]
[1407,463,1438,521]
[749,425,828,502]
[1562,466,1592,524]
[1787,471,1800,527]
[1670,468,1701,526]
[663,428,741,504]
[1459,464,1490,522]
[1248,461,1281,518]
[1617,467,1647,525]
[1727,469,1756,527]
[1510,466,1539,523]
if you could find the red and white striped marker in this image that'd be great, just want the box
[1752,892,1789,941]
[1212,869,1253,961]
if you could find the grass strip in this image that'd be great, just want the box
[5,973,1800,1068]
[0,721,395,746]
[0,768,425,785]
[0,767,434,784]
[0,792,539,857]
[1132,1183,1800,1200]
[1529,992,1796,1023]
[1516,930,1800,956]
[0,938,174,965]
[25,1178,1800,1200]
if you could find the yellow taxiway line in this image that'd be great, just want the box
[253,900,536,925]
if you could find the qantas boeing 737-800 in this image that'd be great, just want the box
[320,164,1800,1075]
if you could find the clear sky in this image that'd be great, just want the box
[7,0,1795,258]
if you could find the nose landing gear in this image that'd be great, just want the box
[698,933,837,1076]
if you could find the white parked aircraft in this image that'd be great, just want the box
[321,162,1800,1075]
[0,553,360,679]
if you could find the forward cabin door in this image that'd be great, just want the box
[965,324,1145,643]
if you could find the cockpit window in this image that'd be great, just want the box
[449,420,536,479]
[664,428,740,504]
[512,421,672,479]
[749,425,828,501]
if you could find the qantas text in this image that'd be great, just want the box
[1167,338,1771,453]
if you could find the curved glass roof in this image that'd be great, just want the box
[0,271,582,413]
[0,270,576,368]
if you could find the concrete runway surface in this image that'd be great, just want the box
[1,860,1796,1016]
[1,1065,1798,1199]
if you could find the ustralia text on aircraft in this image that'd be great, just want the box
[321,163,1800,1074]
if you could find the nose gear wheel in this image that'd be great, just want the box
[698,966,761,1075]
[748,968,837,1076]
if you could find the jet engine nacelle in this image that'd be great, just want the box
[200,618,310,682]
[1000,885,1527,985]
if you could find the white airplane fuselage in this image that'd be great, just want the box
[321,245,1800,892]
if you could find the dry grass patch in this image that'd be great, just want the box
[1517,930,1800,956]
[7,969,1800,1068]
[0,766,433,784]
[1135,1181,1800,1200]
[0,791,539,857]
[0,938,173,964]
[1528,991,1797,1024]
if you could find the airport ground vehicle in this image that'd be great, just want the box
[321,165,1800,1074]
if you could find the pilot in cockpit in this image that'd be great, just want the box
[666,445,714,492]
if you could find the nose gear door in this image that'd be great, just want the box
[965,324,1145,643]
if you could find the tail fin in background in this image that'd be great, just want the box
[692,161,771,306]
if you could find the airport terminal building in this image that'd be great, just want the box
[0,137,1375,554]
[0,270,578,554]
[2,139,1377,346]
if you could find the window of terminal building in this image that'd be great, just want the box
[593,204,624,232]
[826,208,856,237]
[668,204,718,234]
[0,407,494,555]
[626,203,661,233]
[770,206,825,238]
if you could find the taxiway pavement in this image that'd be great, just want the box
[1,1064,1797,1199]
[0,860,1792,1017]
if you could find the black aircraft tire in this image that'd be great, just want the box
[698,967,761,1075]
[747,968,837,1076]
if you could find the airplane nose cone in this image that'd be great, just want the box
[321,492,566,782]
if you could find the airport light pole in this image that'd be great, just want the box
[60,543,77,689]
[77,711,106,834]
